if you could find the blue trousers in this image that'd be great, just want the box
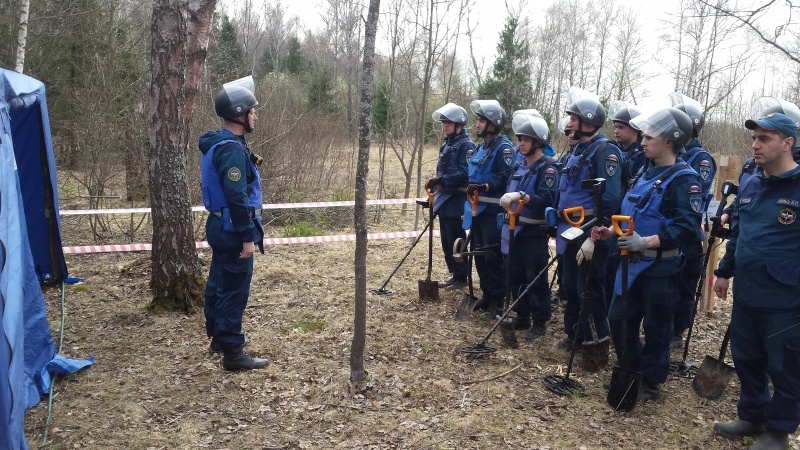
[509,232,552,323]
[674,240,704,332]
[562,238,610,341]
[608,272,677,385]
[731,302,800,433]
[204,215,253,349]
[472,211,505,299]
[438,216,468,280]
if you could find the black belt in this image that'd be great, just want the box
[210,209,262,218]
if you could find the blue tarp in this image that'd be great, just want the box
[0,68,86,450]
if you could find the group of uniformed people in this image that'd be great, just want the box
[198,74,800,449]
[430,93,800,449]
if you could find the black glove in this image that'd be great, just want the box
[426,177,441,189]
[467,183,488,194]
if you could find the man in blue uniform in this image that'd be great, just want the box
[593,107,703,402]
[713,113,800,450]
[556,97,623,353]
[499,113,559,338]
[200,77,269,371]
[464,99,515,317]
[429,103,473,291]
[671,100,717,349]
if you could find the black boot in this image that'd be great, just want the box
[637,380,660,403]
[713,419,766,440]
[438,276,456,288]
[670,330,685,350]
[209,339,246,354]
[222,348,270,371]
[751,430,789,450]
[511,314,532,330]
[523,322,547,341]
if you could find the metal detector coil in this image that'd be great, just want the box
[461,344,497,354]
[543,374,585,396]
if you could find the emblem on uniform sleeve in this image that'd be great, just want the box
[699,160,711,181]
[605,154,619,177]
[502,148,514,166]
[466,149,474,163]
[689,185,702,213]
[778,208,797,225]
[544,167,556,187]
[227,167,242,182]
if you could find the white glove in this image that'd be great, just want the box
[576,238,595,265]
[500,192,522,208]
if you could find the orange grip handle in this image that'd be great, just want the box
[426,184,440,205]
[612,215,634,256]
[562,206,585,227]
[468,189,480,216]
[507,199,524,230]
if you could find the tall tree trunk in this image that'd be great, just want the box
[14,0,30,72]
[148,0,217,313]
[350,0,380,383]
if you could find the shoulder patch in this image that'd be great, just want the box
[606,154,619,163]
[544,167,557,174]
[698,159,712,180]
[502,148,514,154]
[227,167,242,182]
[688,185,702,194]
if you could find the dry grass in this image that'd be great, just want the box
[22,145,785,449]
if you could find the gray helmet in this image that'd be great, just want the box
[512,113,550,145]
[431,103,468,125]
[612,105,643,126]
[753,96,800,125]
[470,99,506,131]
[630,107,693,148]
[215,84,258,119]
[565,98,606,127]
[674,102,704,134]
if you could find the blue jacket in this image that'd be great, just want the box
[465,134,515,218]
[615,161,703,293]
[501,155,559,254]
[716,165,800,310]
[621,140,647,180]
[434,129,472,217]
[199,128,262,242]
[680,139,717,212]
[555,134,623,253]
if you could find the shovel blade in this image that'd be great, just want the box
[455,294,479,321]
[418,279,440,303]
[606,365,643,412]
[581,336,610,372]
[692,355,735,400]
[499,323,520,348]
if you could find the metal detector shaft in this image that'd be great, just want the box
[463,255,558,352]
[372,219,430,292]
[681,188,735,363]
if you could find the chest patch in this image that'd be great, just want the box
[777,198,800,207]
[227,167,242,182]
[778,208,797,225]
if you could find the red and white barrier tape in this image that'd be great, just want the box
[62,229,442,254]
[59,198,422,216]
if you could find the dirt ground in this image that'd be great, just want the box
[22,145,800,449]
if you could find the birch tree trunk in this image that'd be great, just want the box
[148,0,217,312]
[14,0,30,72]
[350,0,380,383]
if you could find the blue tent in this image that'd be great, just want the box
[1,68,69,449]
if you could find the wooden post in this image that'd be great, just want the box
[701,155,742,313]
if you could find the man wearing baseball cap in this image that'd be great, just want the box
[713,112,800,450]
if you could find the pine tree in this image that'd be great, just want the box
[477,17,533,117]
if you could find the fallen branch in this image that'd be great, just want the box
[458,363,522,385]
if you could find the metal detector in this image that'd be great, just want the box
[461,254,558,354]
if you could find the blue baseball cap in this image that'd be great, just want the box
[745,112,798,142]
